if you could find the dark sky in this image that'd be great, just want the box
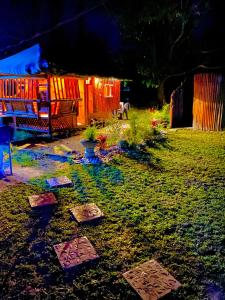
[0,0,225,78]
[0,0,123,76]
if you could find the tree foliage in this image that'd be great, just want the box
[109,0,215,88]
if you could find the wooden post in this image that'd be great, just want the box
[47,75,52,138]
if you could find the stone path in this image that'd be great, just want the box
[27,183,181,299]
[70,203,104,223]
[53,236,99,270]
[123,259,181,300]
[46,176,73,188]
[1,130,182,297]
[28,192,57,208]
[28,181,101,271]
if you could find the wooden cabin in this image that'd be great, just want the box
[0,45,121,135]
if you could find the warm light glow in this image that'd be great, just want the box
[94,77,102,88]
[95,77,100,85]
[39,112,49,118]
[85,77,91,85]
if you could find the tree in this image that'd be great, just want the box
[109,0,218,102]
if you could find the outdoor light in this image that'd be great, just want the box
[94,77,102,88]
[85,77,91,85]
[94,77,100,85]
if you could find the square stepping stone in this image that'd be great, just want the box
[53,236,99,269]
[70,203,104,223]
[123,259,181,300]
[28,192,57,208]
[46,176,72,188]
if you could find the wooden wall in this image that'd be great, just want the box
[83,77,120,122]
[0,75,121,132]
[193,73,225,131]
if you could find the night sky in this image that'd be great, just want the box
[0,0,123,76]
[1,0,225,79]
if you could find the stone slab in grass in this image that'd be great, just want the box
[70,203,104,223]
[46,176,72,188]
[28,192,57,207]
[53,236,99,270]
[123,259,181,300]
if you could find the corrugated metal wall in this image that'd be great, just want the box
[193,73,225,131]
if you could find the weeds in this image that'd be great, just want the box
[12,149,38,167]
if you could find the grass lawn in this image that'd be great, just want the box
[0,129,225,299]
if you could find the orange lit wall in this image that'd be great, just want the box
[193,73,225,130]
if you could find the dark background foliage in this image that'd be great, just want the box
[0,0,225,103]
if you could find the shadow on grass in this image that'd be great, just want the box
[82,163,124,195]
[123,147,163,170]
[121,135,172,170]
[146,135,173,150]
[70,163,124,203]
[1,205,56,296]
[71,170,90,202]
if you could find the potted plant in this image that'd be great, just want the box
[80,126,98,159]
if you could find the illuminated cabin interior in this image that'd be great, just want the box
[0,45,121,134]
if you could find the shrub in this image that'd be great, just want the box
[151,104,170,127]
[126,112,139,147]
[83,126,97,141]
[120,109,165,148]
[105,117,123,146]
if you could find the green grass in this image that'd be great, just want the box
[12,149,39,167]
[1,129,225,299]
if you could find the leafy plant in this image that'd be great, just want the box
[151,103,170,127]
[12,150,38,167]
[83,126,97,141]
[96,134,107,150]
[126,112,139,146]
[105,117,123,146]
[123,109,161,147]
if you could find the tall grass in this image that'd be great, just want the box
[124,109,162,147]
[151,103,170,125]
[99,106,170,147]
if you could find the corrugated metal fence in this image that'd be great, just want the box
[193,73,225,131]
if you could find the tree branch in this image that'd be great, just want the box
[169,18,186,61]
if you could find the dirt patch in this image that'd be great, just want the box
[0,176,21,191]
[0,156,69,191]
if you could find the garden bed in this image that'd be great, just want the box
[0,129,225,299]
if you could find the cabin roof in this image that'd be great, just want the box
[0,44,48,75]
[0,44,124,80]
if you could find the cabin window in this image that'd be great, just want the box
[104,84,113,97]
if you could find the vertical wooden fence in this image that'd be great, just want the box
[193,73,225,131]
